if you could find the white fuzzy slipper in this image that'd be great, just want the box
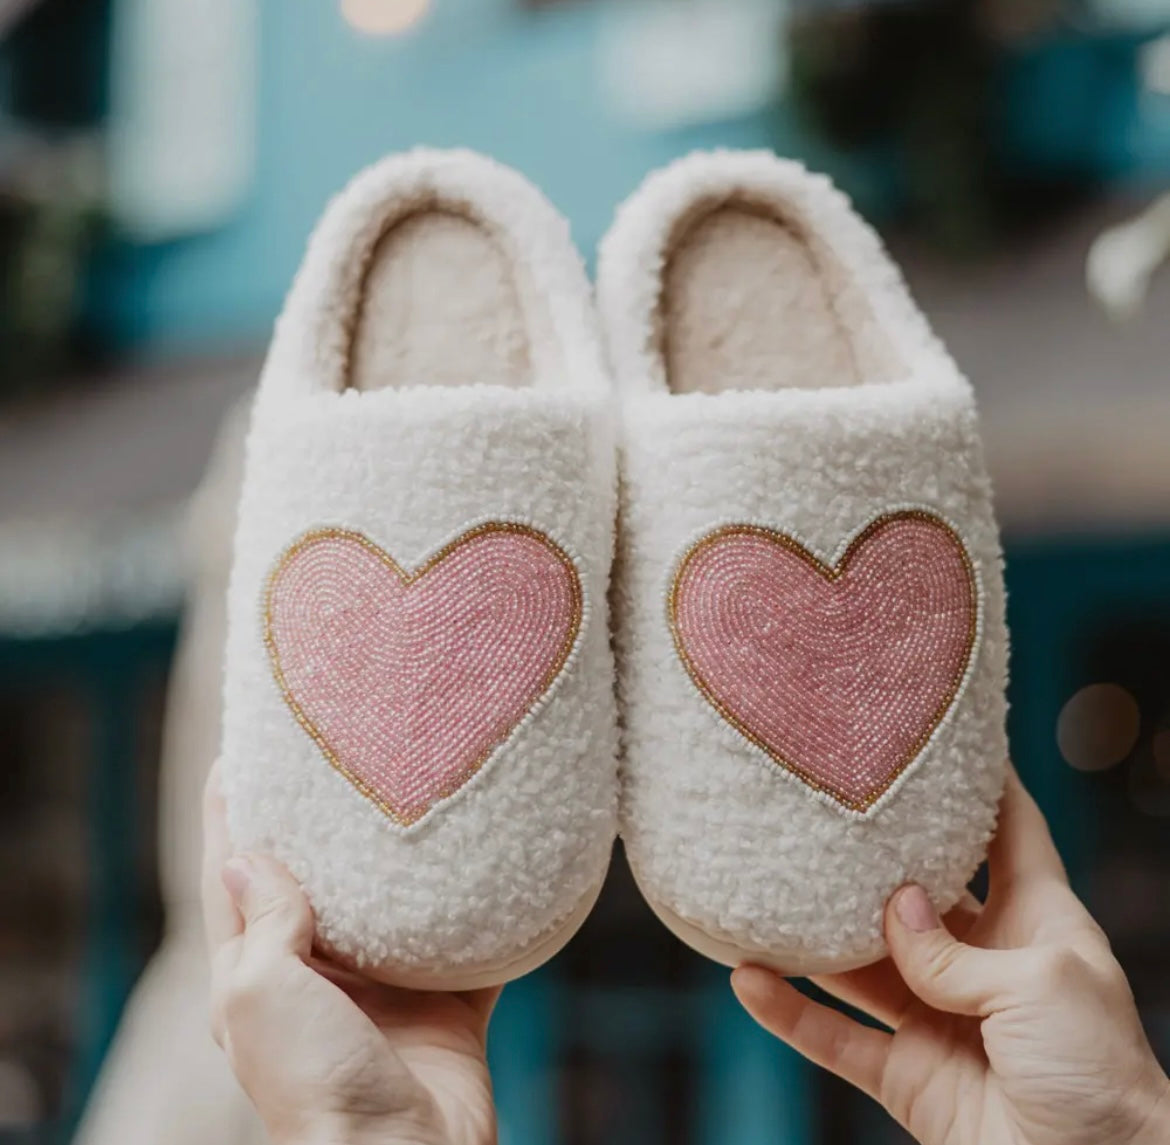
[598,151,1008,976]
[219,150,618,990]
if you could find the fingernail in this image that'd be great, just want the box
[730,964,776,1000]
[222,857,253,904]
[894,884,940,933]
[731,965,759,989]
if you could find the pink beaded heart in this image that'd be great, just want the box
[265,523,582,827]
[670,511,978,814]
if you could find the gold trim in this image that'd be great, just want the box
[667,510,979,814]
[264,522,584,828]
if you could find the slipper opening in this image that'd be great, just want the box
[348,207,534,391]
[658,194,905,395]
[268,152,603,401]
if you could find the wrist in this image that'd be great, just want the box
[1125,1073,1170,1145]
[279,1112,412,1145]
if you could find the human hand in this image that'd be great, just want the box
[202,764,500,1145]
[732,766,1170,1145]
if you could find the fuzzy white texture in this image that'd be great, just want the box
[599,151,1009,973]
[220,151,618,986]
[262,148,607,402]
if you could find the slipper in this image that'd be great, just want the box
[219,150,619,990]
[598,150,1008,975]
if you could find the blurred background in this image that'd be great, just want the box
[4,0,1170,1142]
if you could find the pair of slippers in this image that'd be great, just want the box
[219,149,1008,990]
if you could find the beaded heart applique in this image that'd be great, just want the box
[265,523,583,828]
[669,510,979,816]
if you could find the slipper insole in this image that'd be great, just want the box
[349,210,532,391]
[663,206,890,394]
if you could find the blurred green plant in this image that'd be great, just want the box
[0,132,104,396]
[788,0,1068,253]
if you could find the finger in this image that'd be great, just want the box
[209,939,242,1048]
[223,853,315,963]
[812,892,984,1028]
[211,859,318,1061]
[810,962,906,1030]
[885,885,1014,1017]
[458,985,504,1030]
[733,966,890,1102]
[309,954,502,1045]
[309,952,502,1024]
[947,891,985,940]
[988,764,1068,899]
[202,762,242,954]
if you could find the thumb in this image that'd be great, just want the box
[885,884,1011,1017]
[222,854,315,960]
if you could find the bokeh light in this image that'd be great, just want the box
[1056,683,1142,772]
[342,0,431,36]
[1152,728,1170,781]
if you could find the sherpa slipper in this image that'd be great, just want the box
[597,151,1008,976]
[219,150,619,990]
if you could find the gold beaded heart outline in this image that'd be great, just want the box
[264,521,585,829]
[667,508,982,817]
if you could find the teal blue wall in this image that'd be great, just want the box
[71,1,1170,351]
[91,0,882,350]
